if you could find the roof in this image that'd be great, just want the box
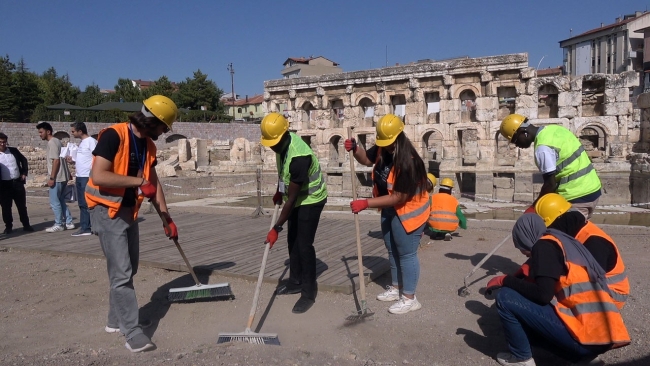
[46,103,86,110]
[225,94,264,106]
[86,102,143,112]
[560,11,650,43]
[283,56,339,66]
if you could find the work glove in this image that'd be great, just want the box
[272,191,283,205]
[140,181,157,199]
[344,138,357,153]
[265,228,279,249]
[350,199,369,213]
[524,205,536,214]
[485,275,507,295]
[513,263,530,279]
[164,217,178,240]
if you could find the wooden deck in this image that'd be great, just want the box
[0,198,389,294]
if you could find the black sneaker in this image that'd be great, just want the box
[2,227,12,235]
[22,226,34,232]
[71,229,92,237]
[125,334,155,353]
[292,297,315,314]
[275,282,302,295]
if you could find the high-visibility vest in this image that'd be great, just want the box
[575,221,629,309]
[428,193,459,231]
[85,123,156,220]
[534,125,601,201]
[543,234,631,348]
[277,132,327,206]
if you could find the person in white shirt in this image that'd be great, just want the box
[0,132,33,234]
[67,122,97,237]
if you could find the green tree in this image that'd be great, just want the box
[11,58,42,122]
[77,83,105,107]
[174,70,224,114]
[0,55,16,121]
[143,76,175,99]
[39,67,80,106]
[112,78,142,102]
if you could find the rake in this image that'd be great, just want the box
[458,234,511,297]
[150,200,234,303]
[345,127,374,322]
[217,204,281,345]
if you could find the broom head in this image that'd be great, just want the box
[168,282,234,303]
[217,329,280,345]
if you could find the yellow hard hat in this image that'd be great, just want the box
[260,112,289,147]
[375,114,404,147]
[535,193,572,227]
[426,173,437,192]
[441,178,454,188]
[500,114,528,142]
[143,95,178,131]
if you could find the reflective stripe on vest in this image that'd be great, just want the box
[386,168,429,233]
[575,221,629,309]
[542,234,630,347]
[277,133,327,206]
[534,125,601,201]
[84,123,156,220]
[428,193,460,231]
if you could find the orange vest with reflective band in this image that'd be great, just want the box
[575,221,629,309]
[428,193,459,231]
[542,234,630,348]
[85,123,157,220]
[386,169,429,233]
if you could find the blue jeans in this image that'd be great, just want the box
[76,177,91,231]
[49,182,73,226]
[380,207,425,295]
[496,287,609,361]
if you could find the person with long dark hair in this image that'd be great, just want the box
[345,114,429,314]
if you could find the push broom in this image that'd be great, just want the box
[150,200,234,302]
[345,127,374,322]
[217,203,281,345]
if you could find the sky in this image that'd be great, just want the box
[1,1,649,99]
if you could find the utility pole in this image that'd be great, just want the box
[227,63,235,120]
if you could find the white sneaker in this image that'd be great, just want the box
[46,225,65,233]
[444,233,452,241]
[497,352,536,366]
[105,326,121,334]
[66,223,75,230]
[376,285,400,302]
[388,295,422,314]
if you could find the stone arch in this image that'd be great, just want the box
[298,100,317,128]
[328,134,344,168]
[577,123,608,160]
[54,131,70,145]
[358,96,376,127]
[537,84,559,118]
[421,128,444,162]
[458,89,478,123]
[165,134,187,144]
[453,84,481,99]
[353,93,376,106]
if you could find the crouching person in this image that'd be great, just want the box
[427,176,466,241]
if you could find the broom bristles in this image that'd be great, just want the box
[168,283,234,302]
[217,332,280,346]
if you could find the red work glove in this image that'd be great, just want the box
[265,228,279,249]
[272,191,283,205]
[140,181,157,199]
[485,275,507,295]
[513,263,530,279]
[524,205,536,214]
[344,138,357,153]
[350,199,369,213]
[163,217,178,240]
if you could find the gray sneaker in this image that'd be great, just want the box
[65,223,75,230]
[71,229,92,237]
[125,334,155,353]
[46,225,65,233]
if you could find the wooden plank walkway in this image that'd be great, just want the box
[0,198,389,294]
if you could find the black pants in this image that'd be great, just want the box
[0,179,30,229]
[286,200,325,301]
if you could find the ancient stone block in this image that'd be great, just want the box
[178,139,190,163]
[178,161,197,171]
[558,91,581,107]
[604,102,632,116]
[493,177,513,189]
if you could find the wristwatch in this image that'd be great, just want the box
[49,177,55,181]
[273,224,283,233]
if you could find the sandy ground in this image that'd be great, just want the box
[1,203,649,366]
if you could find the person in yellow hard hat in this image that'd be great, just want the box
[427,177,466,241]
[499,114,602,219]
[260,112,328,314]
[86,95,178,353]
[345,114,429,314]
[535,193,629,309]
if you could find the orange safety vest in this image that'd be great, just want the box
[85,123,157,220]
[370,148,429,233]
[427,193,459,232]
[543,234,631,348]
[575,221,629,309]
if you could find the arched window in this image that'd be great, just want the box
[459,90,477,122]
[538,84,559,118]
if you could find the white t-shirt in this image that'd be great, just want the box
[75,136,98,177]
[534,145,558,174]
[0,149,20,180]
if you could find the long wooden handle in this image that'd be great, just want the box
[246,203,280,330]
[151,200,202,286]
[347,127,367,305]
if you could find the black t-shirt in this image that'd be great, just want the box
[92,127,157,207]
[366,146,394,197]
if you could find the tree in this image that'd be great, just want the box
[11,58,42,122]
[143,76,175,99]
[112,78,142,102]
[38,67,80,106]
[77,83,105,107]
[174,70,224,114]
[0,55,16,121]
